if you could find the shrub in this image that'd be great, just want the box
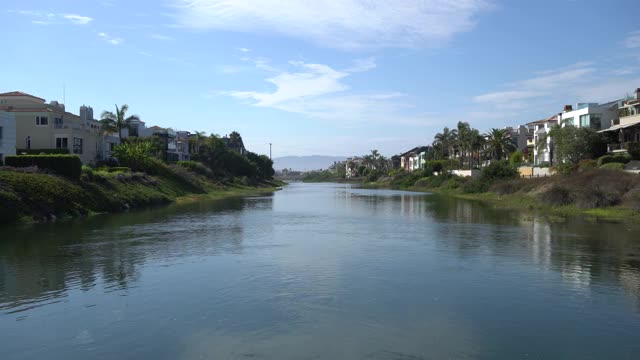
[578,159,597,170]
[574,186,620,209]
[15,148,70,155]
[538,184,574,206]
[107,167,131,173]
[462,178,490,194]
[481,160,518,182]
[177,161,214,178]
[490,179,521,195]
[509,150,524,166]
[623,187,640,210]
[554,162,577,175]
[599,162,625,170]
[5,155,82,179]
[539,161,550,168]
[627,142,640,160]
[598,154,631,167]
[96,158,119,168]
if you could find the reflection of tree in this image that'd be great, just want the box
[0,195,273,312]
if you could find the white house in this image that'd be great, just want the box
[559,101,620,130]
[0,111,17,163]
[528,114,559,165]
[599,88,640,152]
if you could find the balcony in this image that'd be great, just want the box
[607,141,639,153]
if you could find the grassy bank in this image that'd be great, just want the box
[0,167,284,225]
[365,168,640,223]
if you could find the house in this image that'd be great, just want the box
[599,88,640,152]
[0,111,17,164]
[528,114,559,166]
[222,134,246,155]
[121,118,154,138]
[0,91,101,164]
[400,146,430,171]
[559,100,620,130]
[176,131,191,161]
[505,125,532,152]
[345,156,365,178]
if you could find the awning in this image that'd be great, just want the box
[598,121,640,132]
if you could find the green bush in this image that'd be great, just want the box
[597,154,631,167]
[5,155,82,179]
[554,162,577,175]
[177,161,214,178]
[578,159,597,170]
[481,160,518,182]
[539,161,550,168]
[462,178,490,194]
[509,150,524,166]
[599,162,625,170]
[538,185,575,206]
[626,142,640,160]
[16,148,70,155]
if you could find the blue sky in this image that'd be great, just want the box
[2,0,640,157]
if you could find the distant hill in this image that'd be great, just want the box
[273,156,347,171]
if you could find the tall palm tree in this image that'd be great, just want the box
[190,131,207,154]
[433,127,457,159]
[455,121,472,169]
[484,128,515,160]
[469,129,484,169]
[100,104,140,142]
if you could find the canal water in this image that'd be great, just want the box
[1,183,640,359]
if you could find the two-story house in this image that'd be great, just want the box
[0,91,101,164]
[559,100,620,131]
[599,88,640,152]
[528,114,559,166]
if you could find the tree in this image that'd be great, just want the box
[433,127,458,159]
[548,126,605,166]
[190,131,207,154]
[228,131,243,147]
[455,121,472,169]
[484,128,515,160]
[100,104,140,142]
[469,129,484,169]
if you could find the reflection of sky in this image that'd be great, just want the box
[2,183,640,358]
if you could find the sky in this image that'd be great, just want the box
[2,0,640,158]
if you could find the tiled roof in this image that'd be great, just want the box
[0,91,46,102]
[0,106,80,118]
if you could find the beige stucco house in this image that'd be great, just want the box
[0,91,103,164]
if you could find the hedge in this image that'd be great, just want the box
[4,155,82,179]
[597,154,631,167]
[16,148,71,155]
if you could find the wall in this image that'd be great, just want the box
[0,111,17,161]
[452,169,481,178]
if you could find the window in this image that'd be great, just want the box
[130,125,139,137]
[590,114,602,130]
[36,116,49,126]
[563,117,574,126]
[0,126,3,140]
[54,117,63,129]
[109,142,116,151]
[73,137,83,154]
[579,114,589,127]
[56,137,68,149]
[26,136,31,150]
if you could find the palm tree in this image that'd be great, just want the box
[100,104,140,142]
[433,127,458,159]
[455,121,472,169]
[190,131,207,154]
[484,128,515,160]
[469,129,484,169]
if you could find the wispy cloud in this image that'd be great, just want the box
[11,10,93,25]
[138,51,153,57]
[99,32,124,45]
[236,47,251,52]
[219,59,430,125]
[150,34,174,41]
[624,30,640,49]
[345,58,377,73]
[171,0,490,49]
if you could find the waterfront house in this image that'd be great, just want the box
[222,134,247,156]
[559,100,620,131]
[0,91,101,164]
[0,111,17,164]
[528,114,559,166]
[599,88,640,152]
[399,146,430,171]
[345,156,365,178]
[176,131,191,161]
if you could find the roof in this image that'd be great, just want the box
[598,119,640,132]
[0,105,80,118]
[0,91,46,102]
[526,115,558,125]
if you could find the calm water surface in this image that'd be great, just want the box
[1,183,640,359]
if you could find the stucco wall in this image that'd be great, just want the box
[0,111,17,159]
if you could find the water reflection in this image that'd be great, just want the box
[1,183,640,359]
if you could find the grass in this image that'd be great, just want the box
[0,167,285,225]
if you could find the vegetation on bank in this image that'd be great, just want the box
[0,131,281,225]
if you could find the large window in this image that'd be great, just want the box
[590,114,602,130]
[54,117,63,129]
[56,137,68,149]
[35,116,49,126]
[579,114,589,127]
[563,117,574,126]
[73,137,83,154]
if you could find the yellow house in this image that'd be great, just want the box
[0,91,102,164]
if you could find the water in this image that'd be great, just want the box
[1,183,640,359]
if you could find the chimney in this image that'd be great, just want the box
[563,105,573,112]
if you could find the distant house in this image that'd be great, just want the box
[399,146,430,171]
[0,111,17,164]
[345,156,365,178]
[222,134,246,155]
[0,91,102,164]
[504,125,532,152]
[599,88,640,152]
[528,115,559,165]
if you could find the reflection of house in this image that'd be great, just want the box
[0,110,17,164]
[0,91,101,164]
[599,88,640,152]
[559,101,619,131]
[528,115,559,166]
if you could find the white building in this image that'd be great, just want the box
[559,101,620,130]
[599,88,640,152]
[528,115,559,165]
[0,111,17,163]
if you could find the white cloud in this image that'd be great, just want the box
[624,31,640,49]
[138,51,153,57]
[13,10,93,25]
[62,14,93,25]
[344,57,377,73]
[474,90,544,103]
[99,32,124,45]
[236,47,251,52]
[171,0,490,49]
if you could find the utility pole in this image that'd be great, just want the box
[269,143,272,160]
